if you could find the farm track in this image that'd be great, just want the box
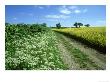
[55,32,106,70]
[56,34,80,70]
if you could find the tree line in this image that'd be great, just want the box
[56,22,90,29]
[5,22,90,29]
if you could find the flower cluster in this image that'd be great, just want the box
[5,24,66,70]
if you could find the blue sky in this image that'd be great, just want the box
[5,5,106,27]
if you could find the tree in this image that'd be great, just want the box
[73,22,78,28]
[73,22,83,28]
[77,23,83,27]
[5,23,10,26]
[42,23,47,27]
[85,24,90,27]
[16,23,25,27]
[56,23,61,29]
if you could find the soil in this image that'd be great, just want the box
[56,32,106,70]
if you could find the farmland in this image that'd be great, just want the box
[53,27,106,53]
[5,23,67,70]
[5,24,106,70]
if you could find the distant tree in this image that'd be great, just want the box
[73,22,78,28]
[5,23,10,26]
[42,23,47,27]
[77,23,83,27]
[74,22,83,28]
[56,23,61,29]
[5,23,11,28]
[85,24,90,27]
[16,23,25,27]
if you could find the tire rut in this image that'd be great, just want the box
[56,35,80,70]
[57,36,80,70]
[62,35,106,69]
[55,32,106,70]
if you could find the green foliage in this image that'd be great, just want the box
[41,23,47,27]
[77,23,83,27]
[56,23,61,29]
[73,22,78,28]
[85,24,90,27]
[73,22,83,28]
[5,23,67,70]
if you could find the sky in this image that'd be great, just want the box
[5,5,106,27]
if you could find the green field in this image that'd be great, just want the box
[5,24,106,70]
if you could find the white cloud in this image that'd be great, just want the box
[59,6,71,14]
[45,14,70,19]
[59,6,83,14]
[74,9,81,14]
[60,9,71,14]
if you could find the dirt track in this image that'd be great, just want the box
[56,32,106,70]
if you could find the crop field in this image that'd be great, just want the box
[5,24,106,70]
[5,24,67,70]
[53,27,106,53]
